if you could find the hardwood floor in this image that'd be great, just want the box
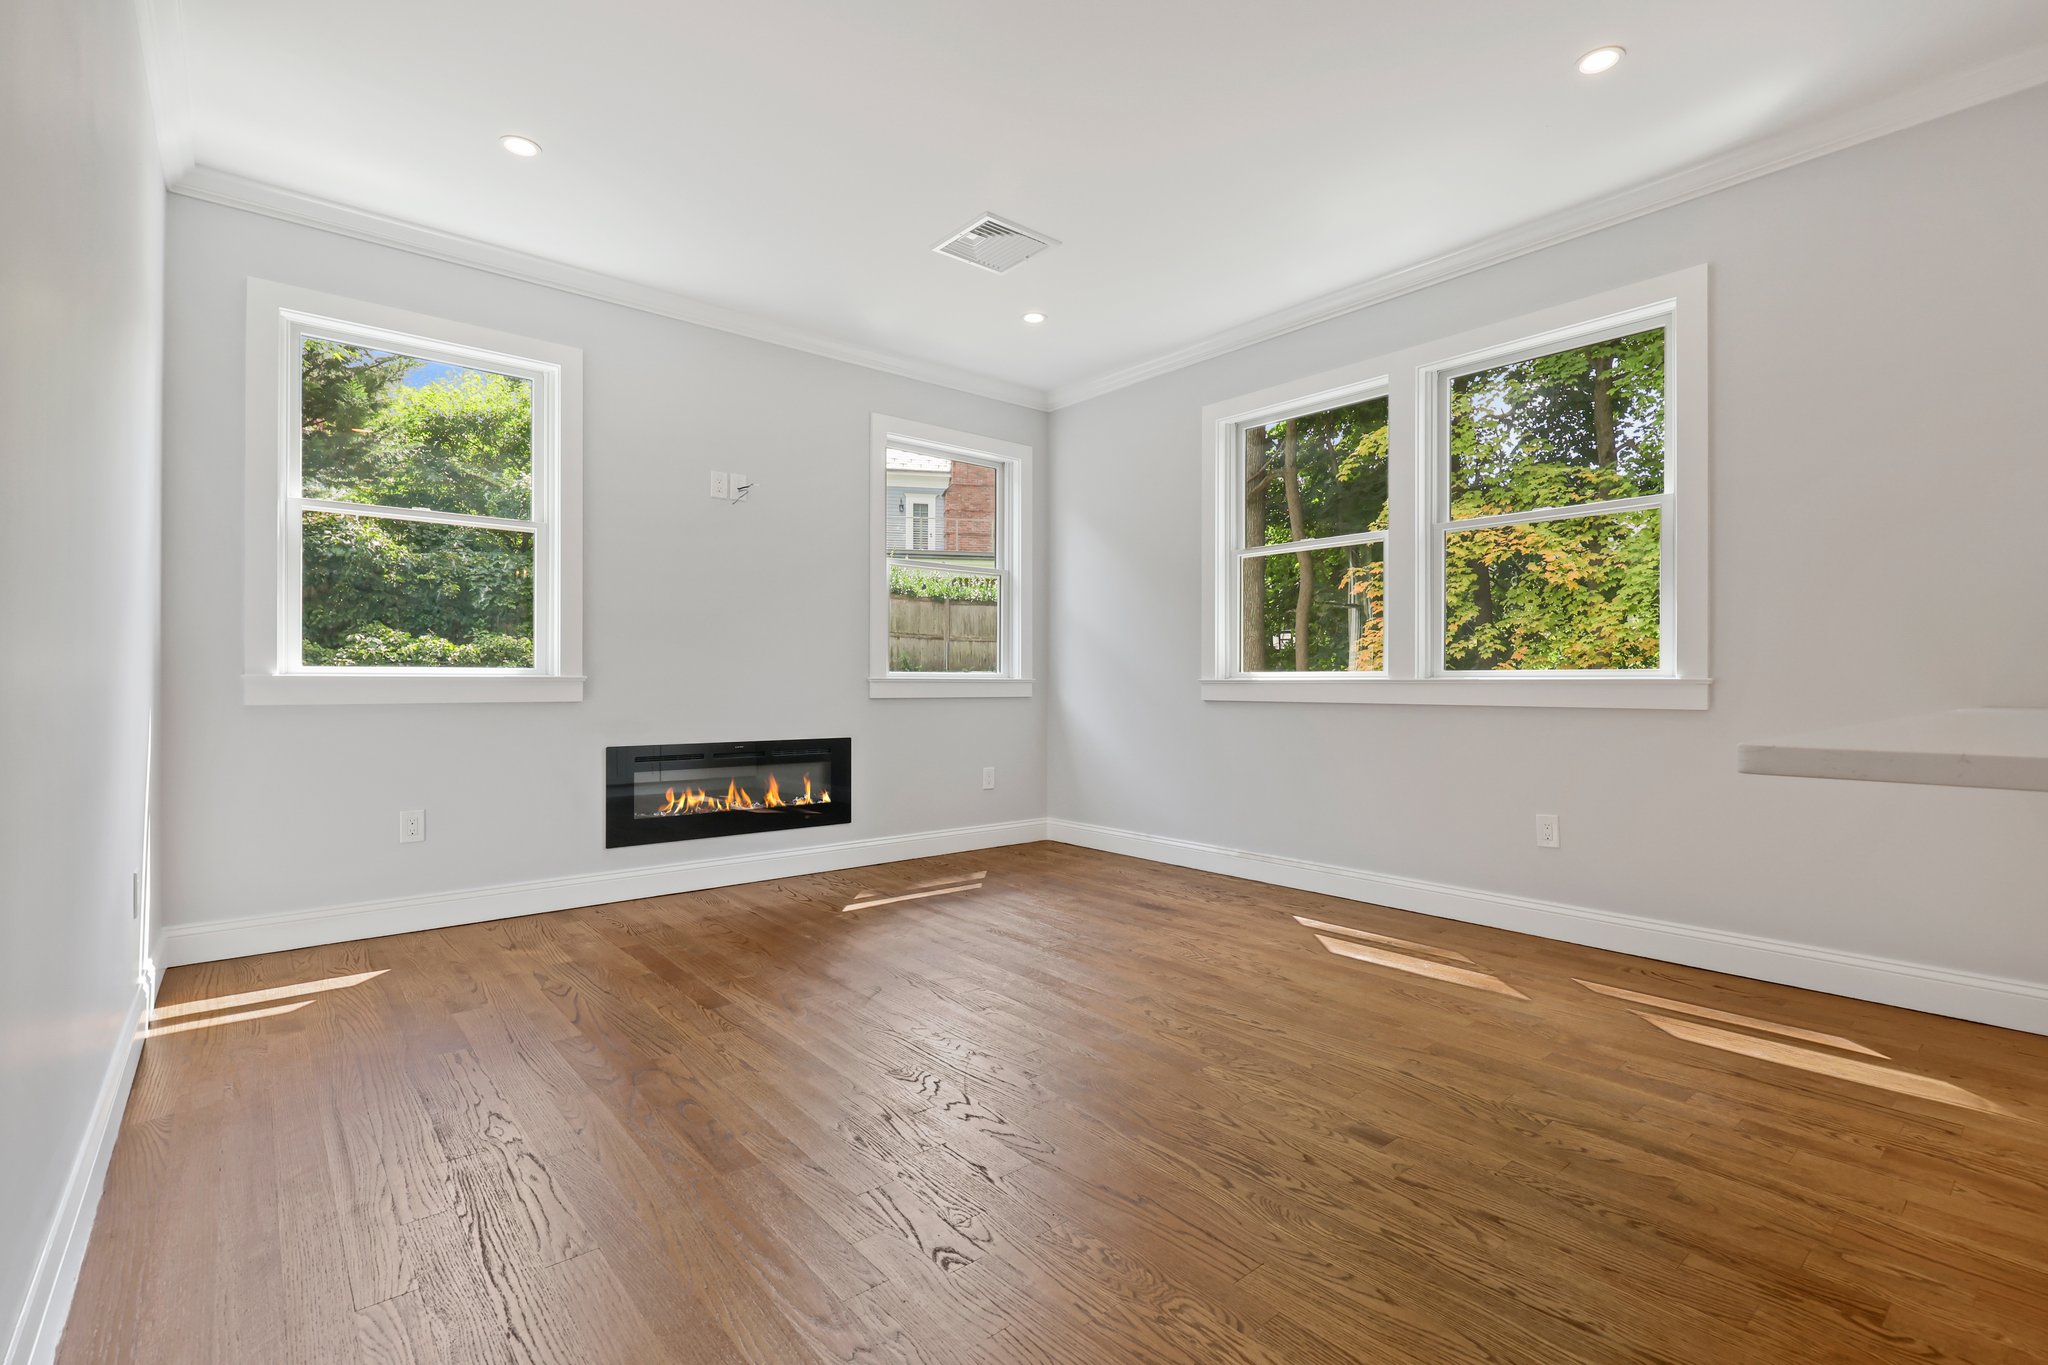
[60,842,2048,1363]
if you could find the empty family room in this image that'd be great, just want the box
[10,2,2048,1362]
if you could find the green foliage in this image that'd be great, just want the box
[1450,328,1664,504]
[1242,397,1388,671]
[1245,396,1389,549]
[302,341,533,518]
[303,625,534,668]
[1443,329,1666,670]
[1243,547,1383,672]
[298,342,536,668]
[889,565,999,603]
[1444,510,1661,671]
[1240,332,1666,673]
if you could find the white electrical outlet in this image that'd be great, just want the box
[709,470,729,499]
[399,809,426,844]
[1535,813,1560,848]
[982,766,996,790]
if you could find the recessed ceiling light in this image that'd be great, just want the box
[499,134,543,157]
[1022,312,1047,325]
[1577,45,1625,75]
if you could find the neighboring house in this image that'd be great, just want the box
[884,449,995,561]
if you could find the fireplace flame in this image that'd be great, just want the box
[654,772,829,817]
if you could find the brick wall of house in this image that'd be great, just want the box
[945,461,996,554]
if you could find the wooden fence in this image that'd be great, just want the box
[888,595,998,672]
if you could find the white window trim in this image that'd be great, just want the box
[869,414,1033,699]
[242,280,584,704]
[1200,266,1710,709]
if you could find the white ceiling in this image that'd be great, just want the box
[159,0,2048,404]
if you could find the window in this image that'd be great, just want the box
[1237,391,1389,673]
[244,282,583,703]
[1433,325,1669,674]
[870,415,1031,698]
[1202,268,1707,708]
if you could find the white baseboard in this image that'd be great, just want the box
[1045,818,2048,1036]
[161,818,1050,967]
[157,810,2048,1034]
[4,979,151,1365]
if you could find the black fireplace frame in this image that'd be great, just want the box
[605,737,851,848]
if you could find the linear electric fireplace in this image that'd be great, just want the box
[605,737,851,848]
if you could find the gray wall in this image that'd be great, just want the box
[0,0,163,1351]
[1046,86,2048,990]
[158,198,1049,931]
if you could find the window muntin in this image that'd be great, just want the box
[882,445,1007,677]
[1234,392,1389,673]
[1433,321,1671,674]
[283,314,559,674]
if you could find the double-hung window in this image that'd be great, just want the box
[1203,268,1707,708]
[244,282,583,703]
[869,415,1032,698]
[1234,389,1390,673]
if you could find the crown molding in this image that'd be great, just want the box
[1045,43,2048,410]
[168,166,1054,411]
[132,0,195,183]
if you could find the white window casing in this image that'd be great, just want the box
[1200,266,1710,709]
[243,280,584,704]
[869,414,1033,698]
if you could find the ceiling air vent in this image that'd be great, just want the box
[932,214,1060,273]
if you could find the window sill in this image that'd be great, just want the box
[869,676,1034,699]
[1199,676,1710,710]
[243,673,586,706]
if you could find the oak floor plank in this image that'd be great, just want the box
[59,843,2048,1364]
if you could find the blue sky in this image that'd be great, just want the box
[402,360,469,388]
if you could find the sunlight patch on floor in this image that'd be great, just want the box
[1632,1011,2007,1116]
[148,969,387,1022]
[1294,916,1475,963]
[1577,979,1887,1056]
[139,1000,313,1039]
[1314,934,1529,999]
[843,879,985,912]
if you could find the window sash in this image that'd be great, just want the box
[1423,313,1676,679]
[281,314,558,676]
[1231,531,1388,676]
[880,557,1011,677]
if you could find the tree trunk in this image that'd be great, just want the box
[1468,560,1501,668]
[1241,426,1269,669]
[1281,423,1312,670]
[1591,352,1616,469]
